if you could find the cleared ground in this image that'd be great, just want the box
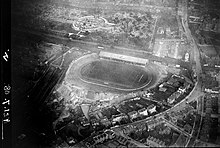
[80,60,151,89]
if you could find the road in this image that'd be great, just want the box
[155,38,185,42]
[13,1,204,145]
[53,0,176,14]
[180,1,205,146]
[149,16,158,49]
[163,119,191,137]
[12,27,191,70]
[111,1,204,146]
[118,133,149,148]
[180,0,203,103]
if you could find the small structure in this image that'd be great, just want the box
[79,116,90,126]
[185,53,189,62]
[100,117,111,127]
[81,104,91,120]
[112,113,127,123]
[147,105,157,114]
[128,111,138,120]
[167,91,182,104]
[159,86,167,92]
[138,108,148,116]
[104,129,116,139]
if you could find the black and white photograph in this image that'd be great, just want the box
[2,0,220,147]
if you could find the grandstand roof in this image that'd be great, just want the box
[99,51,148,65]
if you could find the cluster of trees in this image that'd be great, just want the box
[110,11,154,39]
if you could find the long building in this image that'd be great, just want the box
[99,51,149,66]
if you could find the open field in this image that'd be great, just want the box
[80,60,151,89]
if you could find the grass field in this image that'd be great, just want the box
[80,59,151,89]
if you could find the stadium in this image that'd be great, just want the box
[65,51,160,93]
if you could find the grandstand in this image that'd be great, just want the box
[99,51,149,66]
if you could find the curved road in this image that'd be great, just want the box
[111,2,204,147]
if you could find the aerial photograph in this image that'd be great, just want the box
[9,0,220,147]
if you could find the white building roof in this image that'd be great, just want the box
[99,51,148,65]
[138,109,148,116]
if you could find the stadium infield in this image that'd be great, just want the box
[80,60,151,89]
[65,53,160,93]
